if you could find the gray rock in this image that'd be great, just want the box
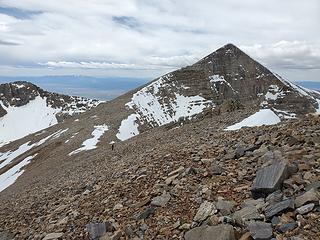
[248,221,273,240]
[277,222,297,233]
[209,163,223,175]
[251,162,290,198]
[305,180,320,191]
[260,150,283,163]
[43,233,64,240]
[235,146,245,159]
[193,201,217,223]
[294,188,319,208]
[233,206,262,223]
[86,223,107,240]
[151,191,171,207]
[271,216,280,226]
[184,224,235,240]
[242,198,265,208]
[265,198,294,218]
[168,166,184,177]
[216,199,235,215]
[265,190,283,205]
[296,203,315,215]
[135,207,156,220]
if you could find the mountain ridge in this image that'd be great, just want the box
[0,44,319,239]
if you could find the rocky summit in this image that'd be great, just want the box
[0,44,319,240]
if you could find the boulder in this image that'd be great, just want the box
[248,221,273,240]
[184,224,235,240]
[251,162,290,198]
[193,201,217,223]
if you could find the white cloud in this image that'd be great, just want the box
[0,0,319,81]
[242,41,320,69]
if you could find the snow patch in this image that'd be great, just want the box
[116,114,140,141]
[0,96,60,147]
[209,75,237,93]
[69,125,108,155]
[265,85,284,101]
[226,109,281,130]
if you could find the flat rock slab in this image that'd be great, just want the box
[193,201,216,222]
[251,162,290,198]
[265,198,294,218]
[185,224,235,240]
[151,192,171,207]
[233,206,262,223]
[296,203,315,215]
[294,189,319,208]
[248,221,273,240]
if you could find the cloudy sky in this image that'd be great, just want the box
[0,0,319,82]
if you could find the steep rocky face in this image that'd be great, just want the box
[118,44,320,140]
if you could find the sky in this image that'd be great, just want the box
[0,0,319,82]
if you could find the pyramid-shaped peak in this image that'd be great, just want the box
[214,43,247,56]
[196,43,250,66]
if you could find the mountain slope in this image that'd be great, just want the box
[0,81,102,146]
[0,44,319,239]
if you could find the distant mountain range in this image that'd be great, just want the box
[0,76,318,101]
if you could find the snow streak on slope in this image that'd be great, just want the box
[226,109,281,130]
[0,96,60,147]
[69,125,109,155]
[0,129,68,170]
[117,74,213,141]
[0,154,37,192]
[0,129,68,192]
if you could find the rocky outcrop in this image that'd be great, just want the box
[0,81,101,120]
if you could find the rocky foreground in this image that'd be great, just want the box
[0,112,319,240]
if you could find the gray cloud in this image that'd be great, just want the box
[0,39,19,45]
[0,0,319,82]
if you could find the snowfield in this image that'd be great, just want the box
[226,109,281,130]
[69,125,109,155]
[116,114,140,141]
[0,96,60,147]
